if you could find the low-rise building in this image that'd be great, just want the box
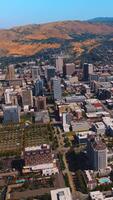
[71,121,90,132]
[65,95,86,103]
[24,144,58,176]
[34,110,50,123]
[76,131,95,144]
[90,191,113,200]
[103,117,113,135]
[3,105,20,124]
[51,187,72,200]
[85,170,97,190]
[93,122,106,135]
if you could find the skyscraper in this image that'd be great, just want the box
[45,66,55,81]
[3,105,20,124]
[56,56,64,73]
[63,63,75,76]
[35,79,43,96]
[87,137,107,171]
[34,96,46,111]
[31,66,40,80]
[83,63,94,81]
[5,65,15,80]
[53,77,62,100]
[22,88,33,108]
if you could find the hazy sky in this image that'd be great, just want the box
[0,0,113,28]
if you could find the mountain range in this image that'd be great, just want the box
[0,17,113,65]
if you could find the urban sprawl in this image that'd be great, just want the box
[0,56,113,200]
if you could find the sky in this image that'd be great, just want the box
[0,0,113,28]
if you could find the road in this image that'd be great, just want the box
[54,127,78,197]
[63,153,76,193]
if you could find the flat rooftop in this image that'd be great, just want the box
[51,188,72,200]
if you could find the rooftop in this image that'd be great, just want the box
[51,188,72,200]
[92,138,107,151]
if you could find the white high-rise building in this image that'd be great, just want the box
[31,66,40,80]
[56,56,63,73]
[4,88,14,104]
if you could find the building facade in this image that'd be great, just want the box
[53,77,62,100]
[3,105,20,124]
[87,137,107,171]
[35,79,43,96]
[83,63,93,81]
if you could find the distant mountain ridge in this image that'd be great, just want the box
[0,18,113,65]
[88,17,113,26]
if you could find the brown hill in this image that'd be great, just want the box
[0,20,113,57]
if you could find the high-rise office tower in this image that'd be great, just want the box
[63,63,75,76]
[53,77,62,100]
[45,66,56,81]
[87,137,107,171]
[5,65,15,80]
[31,66,40,80]
[4,88,14,104]
[10,93,18,105]
[56,56,64,73]
[83,63,94,81]
[3,105,20,124]
[35,79,43,96]
[34,96,46,111]
[22,88,33,107]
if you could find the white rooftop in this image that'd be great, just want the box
[90,191,104,200]
[25,144,50,152]
[94,122,106,129]
[51,188,72,200]
[86,98,100,104]
[103,117,113,126]
[90,191,113,200]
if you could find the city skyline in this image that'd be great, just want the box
[0,0,113,28]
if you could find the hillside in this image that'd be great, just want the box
[0,19,113,65]
[88,17,113,26]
